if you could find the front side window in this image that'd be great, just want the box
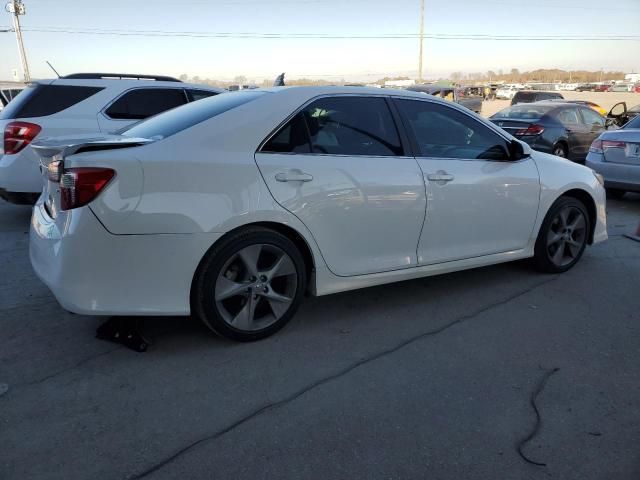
[105,88,187,120]
[396,99,510,161]
[262,96,403,156]
[579,108,605,127]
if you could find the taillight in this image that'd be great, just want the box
[589,139,603,154]
[4,121,41,155]
[60,167,115,211]
[602,140,626,149]
[514,124,545,136]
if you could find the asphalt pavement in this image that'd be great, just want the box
[1,195,639,480]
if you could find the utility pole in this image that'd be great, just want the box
[5,0,30,82]
[417,0,424,82]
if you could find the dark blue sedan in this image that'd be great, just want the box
[490,101,606,163]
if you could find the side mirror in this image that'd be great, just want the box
[508,139,527,160]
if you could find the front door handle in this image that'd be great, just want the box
[426,173,454,183]
[275,170,314,182]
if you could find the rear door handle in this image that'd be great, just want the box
[275,171,313,182]
[426,173,454,182]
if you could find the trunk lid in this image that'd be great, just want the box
[31,134,150,218]
[600,130,640,165]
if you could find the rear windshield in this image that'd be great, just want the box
[513,92,536,102]
[623,116,640,129]
[0,84,103,119]
[492,104,555,120]
[121,91,265,140]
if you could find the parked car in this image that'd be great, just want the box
[490,101,606,162]
[606,102,640,127]
[29,87,607,341]
[575,84,597,92]
[609,83,633,93]
[586,114,640,198]
[593,84,611,92]
[547,99,607,117]
[406,84,482,113]
[495,85,518,100]
[0,73,224,204]
[511,90,564,105]
[634,84,640,93]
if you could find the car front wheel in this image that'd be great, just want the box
[193,227,306,342]
[533,197,590,273]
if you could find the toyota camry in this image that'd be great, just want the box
[29,87,607,341]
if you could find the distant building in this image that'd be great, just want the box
[384,79,415,88]
[625,73,640,83]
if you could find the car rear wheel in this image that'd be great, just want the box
[533,197,590,273]
[192,227,306,342]
[552,143,568,158]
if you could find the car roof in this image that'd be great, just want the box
[528,101,581,108]
[256,85,445,100]
[32,77,225,92]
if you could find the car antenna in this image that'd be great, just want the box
[46,61,61,78]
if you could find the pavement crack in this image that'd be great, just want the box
[16,346,122,388]
[516,366,560,467]
[127,276,557,480]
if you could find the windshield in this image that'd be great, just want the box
[492,104,555,120]
[629,104,640,113]
[121,90,266,140]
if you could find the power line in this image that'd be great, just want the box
[4,26,640,40]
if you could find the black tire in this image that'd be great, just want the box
[606,188,626,200]
[552,142,568,159]
[192,227,307,342]
[533,197,590,273]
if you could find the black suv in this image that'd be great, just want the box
[511,90,564,106]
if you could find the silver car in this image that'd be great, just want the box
[586,115,640,198]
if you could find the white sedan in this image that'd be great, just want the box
[29,87,607,341]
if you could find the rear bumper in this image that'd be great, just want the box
[586,153,640,192]
[30,201,222,316]
[0,149,43,196]
[0,187,39,205]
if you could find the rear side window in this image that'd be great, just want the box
[262,113,311,153]
[0,84,103,119]
[187,89,218,102]
[262,96,403,156]
[122,90,265,139]
[105,88,187,120]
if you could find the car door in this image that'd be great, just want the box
[97,87,188,133]
[254,95,426,277]
[554,107,588,161]
[578,107,606,156]
[393,98,540,265]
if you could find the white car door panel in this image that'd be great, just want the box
[255,153,425,276]
[417,157,539,264]
[394,97,540,265]
[254,95,426,277]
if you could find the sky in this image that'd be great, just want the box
[0,0,639,82]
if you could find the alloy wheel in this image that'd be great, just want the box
[546,206,587,267]
[214,243,298,332]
